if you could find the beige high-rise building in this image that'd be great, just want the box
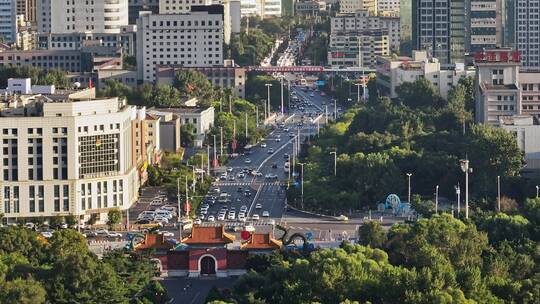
[339,0,377,15]
[0,84,140,224]
[17,0,36,23]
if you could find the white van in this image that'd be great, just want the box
[154,210,173,219]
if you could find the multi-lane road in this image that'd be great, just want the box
[198,84,332,227]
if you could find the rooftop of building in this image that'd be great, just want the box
[240,233,282,250]
[181,226,235,245]
[500,115,537,126]
[151,105,213,114]
[479,83,519,91]
[135,233,175,250]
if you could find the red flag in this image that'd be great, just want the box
[184,201,191,213]
[88,78,93,89]
[232,140,237,152]
[212,158,219,168]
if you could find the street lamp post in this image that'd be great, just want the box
[177,177,182,221]
[299,162,305,209]
[455,184,461,217]
[213,135,217,167]
[256,106,259,127]
[325,105,328,124]
[435,185,439,214]
[497,175,501,212]
[459,159,472,219]
[219,127,223,159]
[333,99,337,120]
[265,83,273,118]
[329,151,337,176]
[536,185,539,198]
[280,76,284,116]
[406,173,412,203]
[355,83,362,103]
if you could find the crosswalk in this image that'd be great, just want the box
[214,181,286,187]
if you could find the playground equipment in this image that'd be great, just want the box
[377,194,412,216]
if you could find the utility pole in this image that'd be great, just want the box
[200,153,204,179]
[245,112,248,138]
[435,185,439,214]
[299,163,305,209]
[206,144,210,174]
[229,95,232,114]
[497,175,501,212]
[219,127,223,159]
[355,83,362,103]
[256,106,259,127]
[455,184,461,217]
[325,105,328,124]
[177,177,181,220]
[297,128,300,152]
[265,83,272,118]
[280,76,284,116]
[185,176,189,216]
[334,99,337,120]
[264,102,267,122]
[213,135,217,167]
[219,96,222,112]
[330,151,337,176]
[317,119,320,136]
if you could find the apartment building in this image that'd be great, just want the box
[339,0,376,15]
[262,0,282,17]
[128,0,159,24]
[475,48,522,126]
[469,0,502,52]
[515,0,540,68]
[37,0,129,34]
[331,10,400,52]
[328,29,389,67]
[37,26,137,56]
[155,61,246,98]
[412,0,466,65]
[295,1,326,15]
[17,0,36,23]
[0,86,139,223]
[377,0,399,15]
[136,6,224,82]
[0,0,17,43]
[151,107,214,147]
[376,50,475,99]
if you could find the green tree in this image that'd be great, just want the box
[147,165,163,186]
[107,208,122,230]
[466,124,524,196]
[0,278,46,304]
[396,77,445,108]
[358,221,386,247]
[173,70,213,98]
[180,124,195,147]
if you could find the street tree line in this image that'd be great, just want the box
[287,77,529,214]
[0,226,169,303]
[206,208,540,304]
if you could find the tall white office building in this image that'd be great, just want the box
[515,0,540,68]
[0,87,139,223]
[136,6,224,82]
[37,0,129,34]
[0,0,17,43]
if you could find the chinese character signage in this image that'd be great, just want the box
[474,50,521,63]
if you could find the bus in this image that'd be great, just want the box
[284,162,290,174]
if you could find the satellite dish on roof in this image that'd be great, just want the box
[73,82,81,89]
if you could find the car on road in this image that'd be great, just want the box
[310,93,315,97]
[217,213,226,221]
[227,212,236,220]
[268,148,274,154]
[154,216,169,224]
[255,203,262,209]
[228,175,235,181]
[244,158,252,164]
[220,174,227,180]
[252,214,260,221]
[238,172,245,178]
[337,215,349,221]
[289,133,295,138]
[237,187,243,192]
[265,174,278,180]
[272,163,278,169]
[275,137,281,142]
[284,127,290,132]
[40,231,54,238]
[194,218,202,225]
[260,143,267,148]
[240,205,248,212]
[207,215,215,222]
[135,219,151,225]
[262,211,270,217]
[227,167,233,172]
[244,190,251,196]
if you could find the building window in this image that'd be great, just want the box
[29,186,35,213]
[54,185,60,212]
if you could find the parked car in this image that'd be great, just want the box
[262,211,270,217]
[252,214,260,221]
[40,231,53,238]
[194,218,202,225]
[207,215,216,222]
[255,203,262,209]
